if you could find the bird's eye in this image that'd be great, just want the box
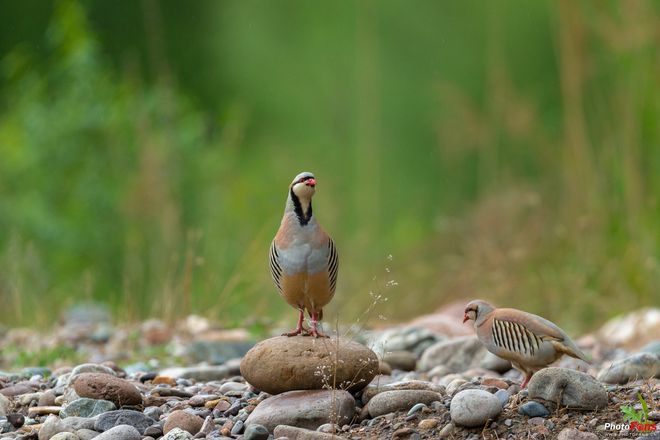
[298,178,305,183]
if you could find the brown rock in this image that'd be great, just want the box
[240,336,378,394]
[557,428,599,440]
[481,378,508,389]
[72,373,142,407]
[418,418,439,429]
[0,384,35,397]
[393,427,418,439]
[152,376,176,386]
[163,409,204,435]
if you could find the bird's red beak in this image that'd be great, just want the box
[462,313,469,323]
[306,178,316,187]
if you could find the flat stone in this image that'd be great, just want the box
[0,384,35,396]
[93,424,142,440]
[60,416,96,431]
[597,353,660,384]
[450,389,502,427]
[163,410,204,435]
[28,407,61,417]
[245,389,355,432]
[528,368,607,410]
[61,398,116,418]
[273,425,343,439]
[362,379,444,403]
[94,410,155,434]
[241,336,378,394]
[367,390,443,417]
[72,373,142,407]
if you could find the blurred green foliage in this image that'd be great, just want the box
[0,0,658,332]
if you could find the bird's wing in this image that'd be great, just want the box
[269,240,283,293]
[327,237,339,294]
[495,309,589,362]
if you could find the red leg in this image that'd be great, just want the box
[305,311,329,338]
[282,308,307,336]
[520,374,532,388]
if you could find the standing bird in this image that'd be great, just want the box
[269,172,338,338]
[463,300,589,388]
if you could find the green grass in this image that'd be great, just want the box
[0,0,658,334]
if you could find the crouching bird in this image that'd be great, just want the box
[269,172,338,338]
[463,300,589,388]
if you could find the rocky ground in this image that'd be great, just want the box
[0,303,659,440]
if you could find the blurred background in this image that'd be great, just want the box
[0,0,658,334]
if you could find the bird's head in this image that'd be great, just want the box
[290,171,317,200]
[463,299,495,324]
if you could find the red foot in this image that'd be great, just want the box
[520,376,532,388]
[283,308,308,336]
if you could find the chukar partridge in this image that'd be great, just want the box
[463,300,588,387]
[269,172,338,338]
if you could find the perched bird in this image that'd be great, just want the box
[269,172,338,338]
[463,300,588,388]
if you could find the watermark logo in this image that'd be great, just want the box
[604,392,657,434]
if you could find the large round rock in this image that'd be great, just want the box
[245,390,355,432]
[72,373,142,407]
[240,336,378,394]
[450,389,502,427]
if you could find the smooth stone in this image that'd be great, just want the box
[163,410,204,435]
[241,336,378,394]
[94,410,155,434]
[243,423,269,440]
[93,424,141,440]
[7,413,25,428]
[382,351,417,371]
[418,418,438,429]
[419,336,510,373]
[68,364,116,383]
[528,368,607,410]
[438,423,454,438]
[367,390,442,417]
[597,353,660,384]
[362,379,444,403]
[74,429,100,440]
[450,389,502,427]
[230,420,244,435]
[72,374,142,407]
[144,425,163,437]
[38,414,75,440]
[49,434,79,440]
[556,428,599,440]
[494,389,510,406]
[158,366,232,382]
[518,401,550,417]
[163,427,194,440]
[218,382,248,394]
[273,425,342,439]
[61,398,116,418]
[245,390,355,432]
